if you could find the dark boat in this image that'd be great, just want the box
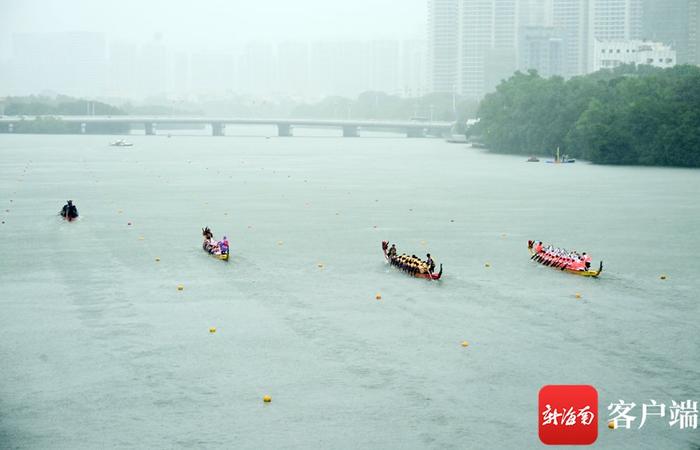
[60,202,79,221]
[382,241,443,280]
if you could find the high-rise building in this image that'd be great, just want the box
[642,0,697,63]
[170,51,190,97]
[552,0,591,77]
[519,26,564,77]
[589,0,643,41]
[586,0,644,70]
[277,42,309,97]
[108,41,138,98]
[238,42,276,96]
[428,0,459,93]
[138,40,168,98]
[520,0,554,27]
[458,0,518,99]
[368,40,400,95]
[690,0,700,64]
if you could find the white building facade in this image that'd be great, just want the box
[593,39,676,71]
[428,0,460,93]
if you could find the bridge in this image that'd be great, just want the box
[0,116,455,137]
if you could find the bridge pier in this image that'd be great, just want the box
[342,126,359,137]
[406,128,425,138]
[212,122,225,136]
[8,123,13,133]
[81,123,87,134]
[427,127,449,138]
[145,123,156,135]
[277,124,292,137]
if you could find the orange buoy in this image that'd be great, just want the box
[375,293,382,300]
[263,395,272,403]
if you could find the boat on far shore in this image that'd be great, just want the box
[527,156,540,162]
[446,135,468,144]
[546,147,575,164]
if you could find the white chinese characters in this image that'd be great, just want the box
[607,400,698,430]
[542,404,596,426]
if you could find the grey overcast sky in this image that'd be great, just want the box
[0,0,426,56]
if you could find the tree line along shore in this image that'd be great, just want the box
[471,64,700,168]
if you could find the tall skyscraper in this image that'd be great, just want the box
[138,39,168,98]
[428,0,459,93]
[520,0,553,27]
[368,40,400,94]
[588,0,644,70]
[690,0,700,64]
[589,0,643,41]
[552,0,591,77]
[458,0,518,99]
[643,0,695,64]
[519,26,564,77]
[277,42,309,98]
[108,41,137,98]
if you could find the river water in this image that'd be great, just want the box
[1,132,698,449]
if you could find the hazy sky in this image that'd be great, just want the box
[0,0,426,57]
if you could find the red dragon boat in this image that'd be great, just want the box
[527,240,602,277]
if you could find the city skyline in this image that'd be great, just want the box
[1,0,698,103]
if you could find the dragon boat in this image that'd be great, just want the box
[382,241,442,280]
[528,240,602,277]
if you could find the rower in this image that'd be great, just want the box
[582,252,591,269]
[426,253,435,273]
[388,244,397,258]
[219,236,229,254]
[60,200,79,219]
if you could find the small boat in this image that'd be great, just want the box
[527,156,540,162]
[446,135,468,144]
[546,147,575,164]
[382,241,442,280]
[110,139,133,147]
[202,227,229,261]
[527,240,602,277]
[59,202,79,221]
